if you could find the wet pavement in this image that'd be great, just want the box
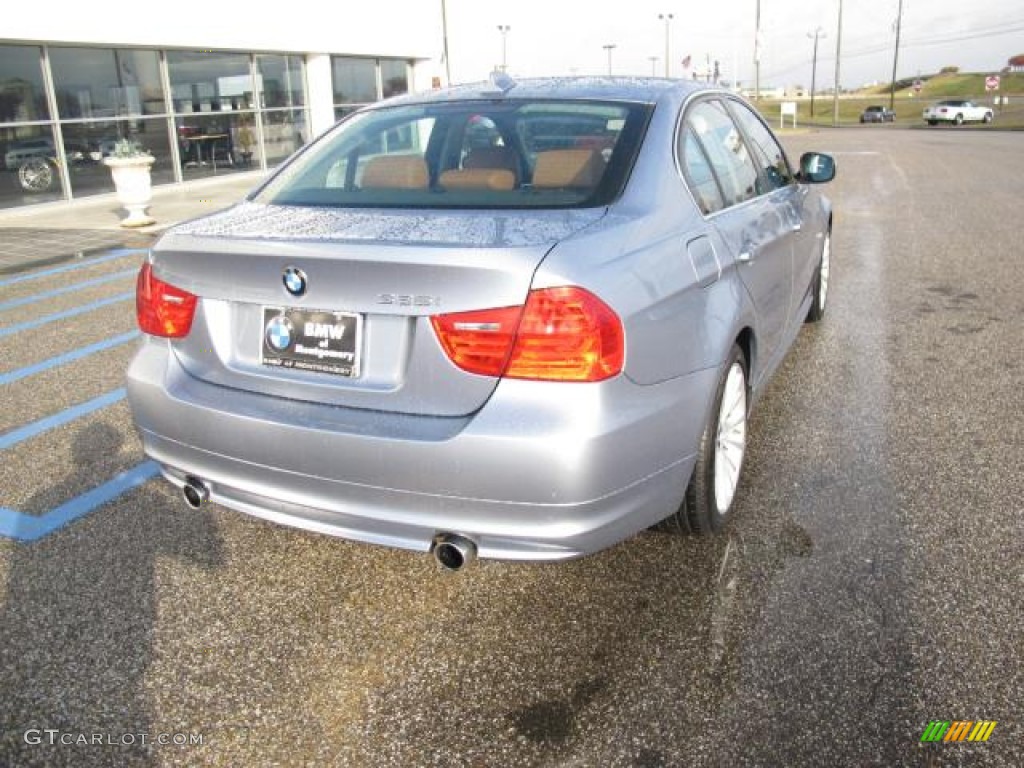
[0,130,1020,767]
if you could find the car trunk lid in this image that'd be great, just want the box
[150,202,606,417]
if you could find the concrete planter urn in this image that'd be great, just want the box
[104,142,155,227]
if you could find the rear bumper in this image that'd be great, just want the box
[127,338,716,560]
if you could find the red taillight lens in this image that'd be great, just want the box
[136,262,197,338]
[431,286,624,382]
[430,304,523,377]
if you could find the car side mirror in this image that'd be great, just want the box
[798,152,836,184]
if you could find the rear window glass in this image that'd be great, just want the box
[255,99,651,210]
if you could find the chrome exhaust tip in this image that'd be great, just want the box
[182,476,209,510]
[431,533,478,571]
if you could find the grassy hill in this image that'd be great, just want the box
[864,71,1024,99]
[757,70,1024,128]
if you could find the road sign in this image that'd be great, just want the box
[913,79,923,93]
[986,75,1000,91]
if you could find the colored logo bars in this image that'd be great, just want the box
[920,720,997,743]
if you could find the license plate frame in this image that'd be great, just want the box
[260,306,362,378]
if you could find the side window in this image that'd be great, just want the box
[728,102,794,192]
[682,100,759,209]
[680,125,725,215]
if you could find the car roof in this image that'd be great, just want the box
[376,76,714,109]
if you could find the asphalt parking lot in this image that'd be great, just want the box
[0,128,1021,767]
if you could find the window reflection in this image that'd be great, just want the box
[332,57,377,105]
[257,55,304,109]
[59,119,175,197]
[50,47,163,119]
[177,113,256,179]
[168,51,253,114]
[0,45,49,122]
[381,60,409,99]
[0,125,64,208]
[263,109,307,166]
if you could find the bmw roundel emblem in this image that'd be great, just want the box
[282,266,307,297]
[265,315,294,352]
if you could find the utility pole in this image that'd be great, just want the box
[649,56,659,76]
[603,44,617,76]
[440,0,451,84]
[832,0,844,126]
[807,27,826,118]
[659,13,674,77]
[754,0,761,100]
[889,0,904,112]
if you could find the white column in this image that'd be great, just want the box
[305,53,336,139]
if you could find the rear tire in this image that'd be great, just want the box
[805,230,831,323]
[954,113,964,125]
[662,345,748,535]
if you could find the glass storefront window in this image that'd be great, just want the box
[381,59,409,99]
[257,55,304,109]
[262,108,307,166]
[59,118,175,197]
[332,57,377,105]
[0,45,49,123]
[0,125,64,208]
[50,47,164,119]
[176,112,256,180]
[168,51,253,114]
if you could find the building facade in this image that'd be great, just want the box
[1,2,438,212]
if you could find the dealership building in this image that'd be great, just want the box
[0,3,439,212]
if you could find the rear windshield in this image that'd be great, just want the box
[254,99,652,210]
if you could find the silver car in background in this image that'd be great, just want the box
[127,76,835,569]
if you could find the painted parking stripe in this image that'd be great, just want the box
[0,249,144,288]
[0,461,159,542]
[0,330,139,387]
[0,269,136,312]
[0,291,133,338]
[0,388,126,451]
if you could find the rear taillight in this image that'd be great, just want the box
[431,286,624,382]
[136,262,197,338]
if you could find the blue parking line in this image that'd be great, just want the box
[0,249,144,288]
[0,461,160,542]
[0,269,136,312]
[0,330,139,387]
[0,389,126,451]
[0,292,133,339]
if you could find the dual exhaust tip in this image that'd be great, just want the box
[182,476,477,571]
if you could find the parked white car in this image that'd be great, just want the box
[3,137,55,169]
[923,100,993,126]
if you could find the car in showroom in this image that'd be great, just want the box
[923,99,993,125]
[859,105,895,123]
[127,76,835,569]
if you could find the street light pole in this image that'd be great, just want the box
[603,44,617,76]
[807,27,826,118]
[658,13,674,77]
[832,0,844,126]
[497,25,511,73]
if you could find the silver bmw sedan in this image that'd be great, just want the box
[127,76,835,569]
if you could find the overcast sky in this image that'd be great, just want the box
[437,0,1024,89]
